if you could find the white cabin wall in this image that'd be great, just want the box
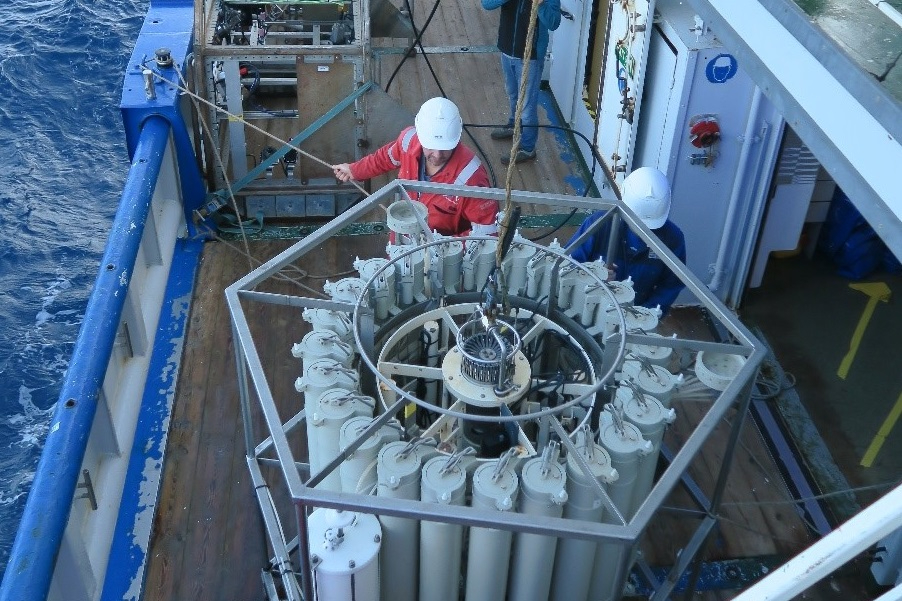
[550,0,787,307]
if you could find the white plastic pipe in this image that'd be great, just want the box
[465,459,519,601]
[590,410,652,601]
[708,86,762,292]
[376,441,427,601]
[551,432,618,601]
[508,452,569,601]
[419,456,467,601]
[312,392,373,491]
[307,509,382,601]
[338,417,401,494]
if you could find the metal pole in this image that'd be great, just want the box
[233,318,257,456]
[296,502,315,601]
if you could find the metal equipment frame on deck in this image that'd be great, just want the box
[225,180,768,600]
[195,0,373,218]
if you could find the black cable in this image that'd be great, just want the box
[527,207,578,242]
[463,120,618,239]
[384,0,443,92]
[384,0,499,186]
[404,0,448,98]
[464,121,608,192]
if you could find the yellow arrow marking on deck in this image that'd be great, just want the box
[837,282,891,380]
[862,391,902,468]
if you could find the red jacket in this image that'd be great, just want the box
[349,127,498,236]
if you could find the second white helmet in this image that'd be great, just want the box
[622,167,671,229]
[415,97,463,151]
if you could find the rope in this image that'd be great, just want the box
[496,0,543,270]
[172,61,255,271]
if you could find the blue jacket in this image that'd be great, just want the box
[481,0,561,63]
[567,212,687,314]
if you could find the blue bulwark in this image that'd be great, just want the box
[121,0,205,228]
[101,237,203,601]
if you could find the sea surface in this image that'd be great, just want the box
[0,0,147,574]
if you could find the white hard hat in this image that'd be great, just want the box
[414,97,463,151]
[622,167,671,229]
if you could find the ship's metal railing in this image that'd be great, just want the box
[0,1,205,598]
[0,116,194,601]
[734,482,902,600]
[226,179,769,601]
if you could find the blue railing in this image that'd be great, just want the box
[0,115,171,601]
[0,1,199,598]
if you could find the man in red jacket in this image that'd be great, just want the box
[332,97,498,237]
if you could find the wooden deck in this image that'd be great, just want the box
[142,2,815,599]
[143,239,816,600]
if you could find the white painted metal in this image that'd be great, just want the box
[302,307,354,343]
[292,330,355,368]
[688,0,902,261]
[551,429,618,601]
[48,158,187,601]
[595,0,656,178]
[338,417,401,494]
[546,0,590,123]
[508,450,569,601]
[552,0,658,193]
[734,483,902,601]
[632,20,680,173]
[709,87,763,292]
[307,509,381,601]
[634,0,784,305]
[465,458,520,601]
[419,455,468,601]
[873,527,902,586]
[376,440,429,601]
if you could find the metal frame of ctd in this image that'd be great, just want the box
[225,180,768,600]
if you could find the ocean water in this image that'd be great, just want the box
[0,0,147,574]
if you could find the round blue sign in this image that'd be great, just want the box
[705,53,738,83]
